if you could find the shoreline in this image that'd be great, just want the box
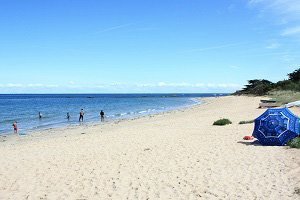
[0,94,216,135]
[0,95,299,199]
[1,97,205,141]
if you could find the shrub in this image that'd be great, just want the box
[274,80,300,91]
[287,137,300,148]
[239,120,254,124]
[213,118,232,126]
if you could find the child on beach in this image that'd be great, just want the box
[12,121,18,134]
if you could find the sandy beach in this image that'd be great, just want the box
[0,96,299,199]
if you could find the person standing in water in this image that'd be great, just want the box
[79,109,84,122]
[12,121,18,134]
[39,112,42,119]
[67,112,70,120]
[100,110,105,122]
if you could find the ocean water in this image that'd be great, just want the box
[0,93,228,135]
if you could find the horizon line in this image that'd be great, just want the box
[0,92,232,95]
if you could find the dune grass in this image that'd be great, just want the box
[213,118,232,126]
[239,120,254,124]
[268,90,300,105]
[287,137,300,148]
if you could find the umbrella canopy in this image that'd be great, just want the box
[253,108,300,146]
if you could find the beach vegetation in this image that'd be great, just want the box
[234,67,300,101]
[268,90,300,104]
[234,79,274,96]
[213,118,232,126]
[288,68,300,82]
[287,137,300,148]
[239,120,254,124]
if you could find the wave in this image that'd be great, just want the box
[190,98,201,104]
[138,110,147,114]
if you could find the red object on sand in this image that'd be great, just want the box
[243,136,254,140]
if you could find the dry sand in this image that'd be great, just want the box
[0,96,299,199]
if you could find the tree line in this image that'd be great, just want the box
[234,68,300,96]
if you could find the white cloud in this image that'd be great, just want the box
[207,83,215,88]
[281,54,295,63]
[266,42,280,49]
[217,83,241,88]
[109,82,126,87]
[229,65,240,69]
[94,85,106,88]
[45,84,59,88]
[158,82,167,87]
[281,26,300,36]
[248,0,300,39]
[6,83,23,87]
[0,82,242,93]
[96,23,133,34]
[27,84,43,87]
[248,0,300,22]
[195,83,205,87]
[136,83,155,87]
[227,4,236,12]
[136,82,241,89]
[185,42,248,53]
[0,83,59,88]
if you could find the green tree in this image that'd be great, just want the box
[288,68,300,81]
[234,79,273,96]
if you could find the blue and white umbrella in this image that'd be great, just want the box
[253,108,300,146]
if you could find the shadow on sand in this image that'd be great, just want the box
[237,140,262,146]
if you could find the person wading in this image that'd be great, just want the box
[100,110,105,122]
[79,109,84,122]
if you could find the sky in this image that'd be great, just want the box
[0,0,300,93]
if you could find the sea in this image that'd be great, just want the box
[0,93,228,135]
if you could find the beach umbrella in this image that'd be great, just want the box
[253,108,300,146]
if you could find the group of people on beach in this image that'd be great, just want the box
[78,109,105,122]
[12,109,105,134]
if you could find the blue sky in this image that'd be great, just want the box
[0,0,299,93]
